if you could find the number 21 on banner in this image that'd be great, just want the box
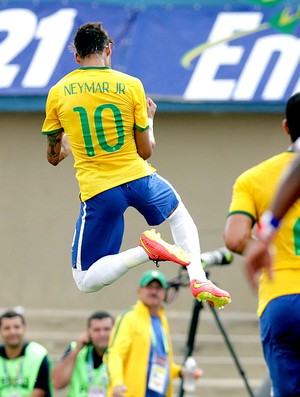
[0,8,77,88]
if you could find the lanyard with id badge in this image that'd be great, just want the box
[1,357,25,397]
[86,347,107,397]
[148,318,170,395]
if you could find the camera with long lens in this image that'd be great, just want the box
[200,247,233,268]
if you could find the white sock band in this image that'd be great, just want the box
[168,201,206,280]
[148,118,155,145]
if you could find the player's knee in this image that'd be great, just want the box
[75,279,99,293]
[73,270,106,293]
[76,281,89,293]
[72,269,89,292]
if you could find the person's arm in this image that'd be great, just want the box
[106,314,133,396]
[224,169,268,289]
[225,211,274,290]
[112,384,128,397]
[46,132,71,166]
[255,153,300,242]
[29,389,47,397]
[134,97,157,160]
[51,331,90,389]
[224,214,253,255]
[244,154,300,289]
[269,154,300,220]
[244,238,273,290]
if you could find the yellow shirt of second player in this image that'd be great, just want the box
[228,151,300,316]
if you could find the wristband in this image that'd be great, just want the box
[256,210,280,243]
[147,118,155,144]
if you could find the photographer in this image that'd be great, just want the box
[51,311,114,397]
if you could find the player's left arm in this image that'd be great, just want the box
[134,129,154,160]
[47,132,71,166]
[269,153,300,220]
[134,97,157,160]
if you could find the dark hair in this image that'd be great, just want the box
[286,93,300,142]
[73,22,114,59]
[0,311,25,327]
[87,311,114,327]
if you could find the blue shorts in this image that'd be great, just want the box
[260,294,300,397]
[72,173,179,270]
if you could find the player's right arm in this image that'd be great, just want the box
[42,85,71,165]
[47,132,71,166]
[52,331,90,389]
[224,171,257,255]
[224,214,253,255]
[244,155,300,289]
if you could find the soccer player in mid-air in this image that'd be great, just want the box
[41,22,231,308]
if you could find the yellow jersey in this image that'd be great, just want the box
[41,66,156,201]
[228,151,300,316]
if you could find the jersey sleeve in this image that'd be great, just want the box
[228,171,257,223]
[131,79,149,132]
[41,86,64,135]
[105,312,134,388]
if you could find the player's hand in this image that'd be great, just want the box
[244,239,274,290]
[146,97,157,119]
[112,384,128,397]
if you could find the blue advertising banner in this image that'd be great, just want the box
[0,0,299,110]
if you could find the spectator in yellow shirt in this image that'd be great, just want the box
[106,270,202,397]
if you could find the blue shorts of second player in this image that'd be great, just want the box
[72,173,179,271]
[260,294,300,397]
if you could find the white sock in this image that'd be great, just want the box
[168,201,207,281]
[73,247,148,293]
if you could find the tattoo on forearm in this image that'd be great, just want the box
[47,134,61,158]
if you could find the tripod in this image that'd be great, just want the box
[165,256,255,397]
[177,289,255,397]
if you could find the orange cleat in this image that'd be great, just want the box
[139,229,190,267]
[190,279,231,309]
